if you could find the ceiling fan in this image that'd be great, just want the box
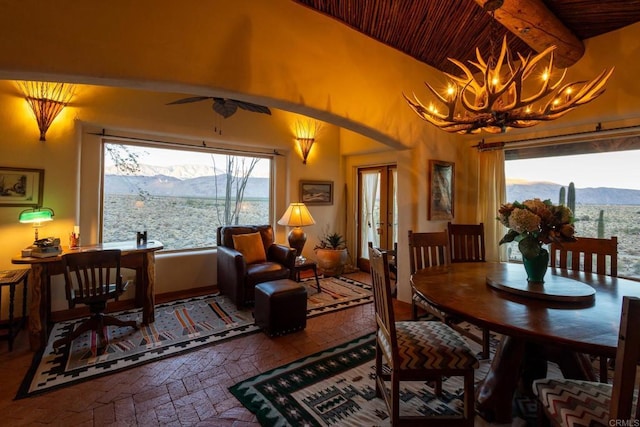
[167,96,271,118]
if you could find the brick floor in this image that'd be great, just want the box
[0,271,515,426]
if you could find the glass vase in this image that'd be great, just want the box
[523,248,549,284]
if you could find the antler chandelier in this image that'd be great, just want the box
[404,3,614,135]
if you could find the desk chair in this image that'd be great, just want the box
[533,296,640,426]
[447,222,491,359]
[53,250,137,349]
[369,246,478,426]
[550,236,618,382]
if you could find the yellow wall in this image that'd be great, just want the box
[0,1,640,314]
[0,82,360,312]
[0,0,440,149]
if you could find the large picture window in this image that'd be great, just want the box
[102,142,271,251]
[505,146,640,279]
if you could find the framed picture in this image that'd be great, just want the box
[428,160,454,220]
[0,167,45,207]
[300,180,333,205]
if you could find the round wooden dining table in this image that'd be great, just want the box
[410,262,640,423]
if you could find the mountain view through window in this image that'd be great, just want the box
[505,149,640,279]
[102,142,271,251]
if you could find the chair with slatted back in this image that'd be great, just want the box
[368,241,397,296]
[53,249,137,349]
[369,246,479,426]
[550,236,618,382]
[408,230,450,321]
[447,222,491,359]
[447,222,486,263]
[533,295,640,426]
[549,236,618,277]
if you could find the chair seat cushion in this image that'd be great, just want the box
[533,378,638,427]
[246,262,290,283]
[412,292,449,320]
[379,320,479,370]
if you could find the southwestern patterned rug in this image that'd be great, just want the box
[230,331,548,426]
[16,276,372,399]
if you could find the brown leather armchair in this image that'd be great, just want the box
[216,225,296,307]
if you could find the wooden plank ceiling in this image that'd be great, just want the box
[293,0,640,75]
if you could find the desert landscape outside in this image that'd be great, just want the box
[506,149,640,279]
[101,145,640,279]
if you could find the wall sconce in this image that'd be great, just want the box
[18,206,54,243]
[18,81,75,142]
[294,120,321,164]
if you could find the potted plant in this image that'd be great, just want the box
[314,230,348,277]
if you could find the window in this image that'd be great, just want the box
[357,165,397,265]
[102,142,271,251]
[505,147,640,279]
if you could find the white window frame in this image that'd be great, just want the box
[79,127,284,252]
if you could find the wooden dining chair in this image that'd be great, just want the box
[549,236,618,277]
[447,222,491,359]
[368,241,397,295]
[550,235,618,382]
[447,222,486,263]
[533,295,640,426]
[369,246,479,426]
[408,230,450,320]
[53,250,137,349]
[408,229,491,359]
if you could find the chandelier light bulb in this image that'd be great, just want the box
[542,70,550,81]
[404,35,614,134]
[446,85,456,101]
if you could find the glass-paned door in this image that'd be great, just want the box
[357,165,397,270]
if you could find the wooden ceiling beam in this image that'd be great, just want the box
[474,0,585,68]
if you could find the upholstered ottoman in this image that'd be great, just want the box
[254,279,307,336]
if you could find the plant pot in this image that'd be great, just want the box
[315,248,348,277]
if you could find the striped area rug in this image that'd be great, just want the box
[230,332,481,426]
[16,276,372,399]
[230,329,571,426]
[305,275,372,317]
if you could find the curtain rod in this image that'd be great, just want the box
[87,129,283,157]
[474,123,640,152]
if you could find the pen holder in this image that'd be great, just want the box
[136,231,148,246]
[69,233,80,249]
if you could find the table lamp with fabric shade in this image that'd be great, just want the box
[278,202,315,261]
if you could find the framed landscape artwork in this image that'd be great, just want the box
[428,160,454,220]
[0,167,44,207]
[300,180,333,205]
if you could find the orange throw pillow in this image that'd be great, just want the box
[232,232,267,264]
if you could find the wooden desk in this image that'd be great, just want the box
[12,240,163,351]
[410,262,640,422]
